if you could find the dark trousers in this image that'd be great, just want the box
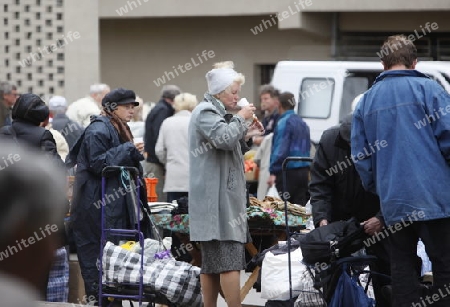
[275,167,309,205]
[388,217,450,307]
[366,239,392,307]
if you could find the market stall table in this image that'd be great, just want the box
[150,206,307,302]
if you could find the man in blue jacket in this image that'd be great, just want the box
[267,92,310,205]
[352,35,450,307]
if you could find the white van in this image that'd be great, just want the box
[271,61,450,144]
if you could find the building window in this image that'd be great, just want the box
[14,12,20,19]
[5,46,9,53]
[48,73,53,81]
[36,25,41,32]
[36,39,41,46]
[48,60,53,67]
[56,0,63,7]
[4,18,7,25]
[37,66,43,73]
[46,32,53,40]
[15,39,20,46]
[36,0,41,5]
[57,66,64,73]
[4,32,8,39]
[4,5,8,12]
[15,53,20,60]
[25,19,30,26]
[28,86,33,93]
[17,80,21,86]
[56,13,62,20]
[47,6,52,13]
[58,80,64,87]
[27,73,32,81]
[26,45,32,52]
[15,25,20,32]
[38,80,44,86]
[57,53,64,60]
[36,12,40,20]
[49,87,54,94]
[26,32,32,39]
[6,73,11,81]
[57,26,63,33]
[15,0,20,5]
[16,66,21,73]
[46,19,52,26]
[24,5,29,12]
[4,59,9,67]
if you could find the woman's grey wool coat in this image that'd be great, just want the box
[188,95,249,243]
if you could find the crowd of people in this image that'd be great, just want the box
[1,34,449,307]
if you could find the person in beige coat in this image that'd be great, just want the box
[155,93,198,203]
[66,84,110,128]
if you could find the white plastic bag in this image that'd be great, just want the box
[261,248,305,300]
[266,184,279,198]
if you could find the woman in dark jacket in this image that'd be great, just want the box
[67,88,147,305]
[0,93,62,162]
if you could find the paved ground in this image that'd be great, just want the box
[40,269,266,307]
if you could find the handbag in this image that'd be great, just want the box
[298,218,366,265]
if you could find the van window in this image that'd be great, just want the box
[340,76,369,120]
[298,78,335,119]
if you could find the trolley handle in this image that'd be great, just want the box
[102,166,139,178]
[281,156,313,171]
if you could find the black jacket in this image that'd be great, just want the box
[144,98,174,164]
[309,115,382,227]
[0,119,65,170]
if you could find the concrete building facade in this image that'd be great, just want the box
[1,0,450,104]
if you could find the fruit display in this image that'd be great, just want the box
[244,150,258,180]
[245,159,257,173]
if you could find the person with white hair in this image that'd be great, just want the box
[66,83,110,128]
[0,141,66,306]
[48,95,84,149]
[155,93,198,203]
[143,84,182,202]
[189,61,263,307]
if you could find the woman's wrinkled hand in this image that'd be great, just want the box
[134,142,144,153]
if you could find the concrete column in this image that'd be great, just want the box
[64,0,100,103]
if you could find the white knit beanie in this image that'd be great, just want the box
[205,68,239,95]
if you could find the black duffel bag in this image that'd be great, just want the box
[298,218,366,265]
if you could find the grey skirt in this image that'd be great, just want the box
[200,240,246,274]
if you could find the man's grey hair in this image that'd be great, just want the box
[0,82,17,95]
[161,85,182,101]
[0,142,66,246]
[89,83,110,95]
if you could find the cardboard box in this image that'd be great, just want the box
[245,167,259,181]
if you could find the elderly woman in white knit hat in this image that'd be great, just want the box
[189,61,263,307]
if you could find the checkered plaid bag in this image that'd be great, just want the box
[46,247,69,302]
[102,241,202,307]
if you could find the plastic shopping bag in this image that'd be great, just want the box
[261,248,304,301]
[266,184,279,198]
